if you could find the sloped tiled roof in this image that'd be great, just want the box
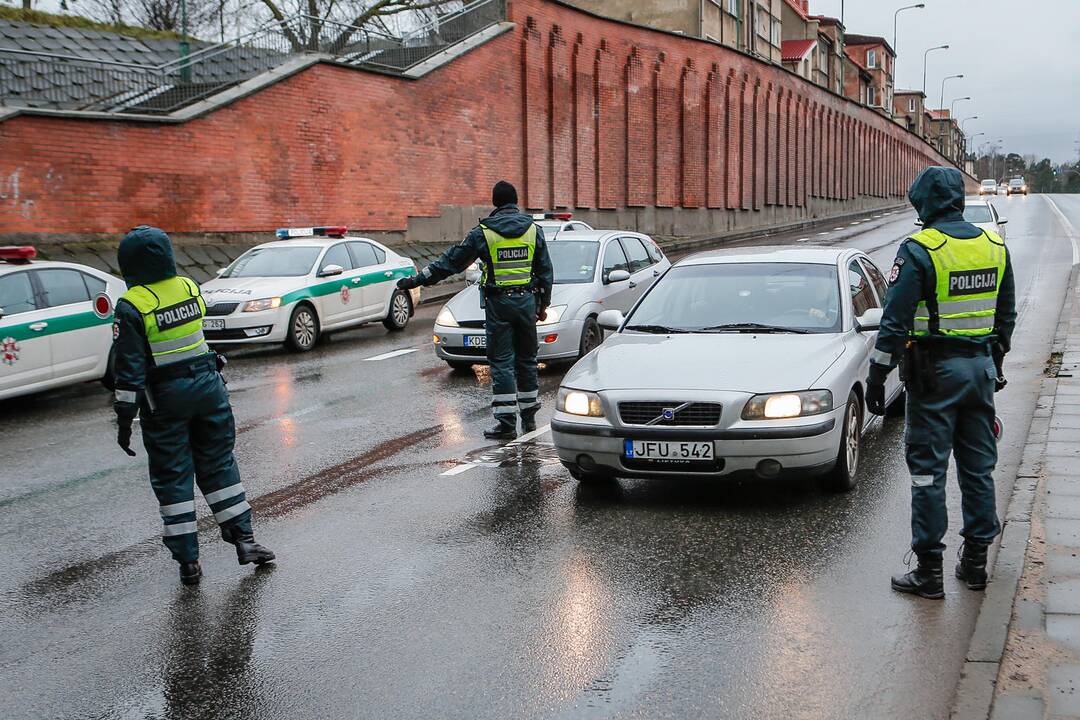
[781,39,815,62]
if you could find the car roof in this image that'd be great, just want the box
[0,259,114,276]
[545,230,642,242]
[250,236,381,251]
[677,245,856,266]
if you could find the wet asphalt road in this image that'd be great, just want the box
[2,195,1078,720]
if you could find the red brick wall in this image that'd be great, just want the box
[0,0,965,238]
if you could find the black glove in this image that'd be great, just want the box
[537,306,549,323]
[866,362,889,416]
[397,275,422,291]
[992,343,1007,393]
[115,402,138,457]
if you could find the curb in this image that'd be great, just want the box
[950,264,1080,720]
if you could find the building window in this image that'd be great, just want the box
[866,49,877,69]
[908,97,916,112]
[757,8,769,38]
[867,86,877,106]
[727,0,738,15]
[770,17,780,46]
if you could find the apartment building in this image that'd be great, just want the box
[893,90,927,137]
[843,33,895,116]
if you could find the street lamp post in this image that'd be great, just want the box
[951,97,972,118]
[939,74,963,111]
[893,3,926,63]
[922,44,948,95]
[960,116,978,134]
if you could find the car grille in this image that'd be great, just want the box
[618,402,723,427]
[205,302,239,316]
[457,320,485,329]
[448,345,488,357]
[205,329,251,341]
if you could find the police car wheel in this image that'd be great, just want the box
[286,304,319,352]
[382,290,411,331]
[823,391,861,492]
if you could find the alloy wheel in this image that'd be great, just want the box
[293,309,316,348]
[392,293,410,327]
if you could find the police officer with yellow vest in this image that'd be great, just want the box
[397,181,554,440]
[111,226,275,585]
[866,167,1016,599]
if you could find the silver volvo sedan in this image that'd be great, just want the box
[551,246,904,491]
[432,231,671,369]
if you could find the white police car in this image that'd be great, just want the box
[199,227,421,352]
[0,246,124,401]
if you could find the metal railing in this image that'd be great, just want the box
[0,0,504,115]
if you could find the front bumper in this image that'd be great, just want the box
[203,305,290,345]
[432,318,583,364]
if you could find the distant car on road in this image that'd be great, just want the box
[1006,178,1028,196]
[978,179,998,196]
[551,246,903,491]
[0,246,123,401]
[434,230,670,370]
[200,227,420,352]
[963,197,1009,240]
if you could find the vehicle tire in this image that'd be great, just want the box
[446,360,474,373]
[567,463,615,485]
[578,317,602,358]
[285,303,319,352]
[823,390,861,492]
[382,290,412,331]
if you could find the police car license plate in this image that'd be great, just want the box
[202,319,225,331]
[463,335,487,348]
[624,440,714,461]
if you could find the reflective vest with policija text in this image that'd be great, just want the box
[909,227,1006,338]
[482,223,537,288]
[121,276,210,366]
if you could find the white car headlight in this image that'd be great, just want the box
[241,297,282,313]
[436,306,459,328]
[742,390,833,420]
[557,388,604,417]
[537,305,567,326]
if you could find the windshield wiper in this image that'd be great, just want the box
[624,324,691,334]
[697,323,810,334]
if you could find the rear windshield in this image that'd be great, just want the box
[963,205,994,223]
[224,246,321,278]
[548,241,599,284]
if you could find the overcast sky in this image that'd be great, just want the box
[812,0,1079,162]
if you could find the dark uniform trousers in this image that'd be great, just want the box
[484,292,540,424]
[906,348,1001,558]
[143,358,252,563]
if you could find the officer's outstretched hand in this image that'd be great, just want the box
[397,275,422,291]
[115,402,138,457]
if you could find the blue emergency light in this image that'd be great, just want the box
[275,226,348,240]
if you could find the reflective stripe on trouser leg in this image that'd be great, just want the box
[517,389,539,414]
[952,355,1002,546]
[143,397,201,564]
[486,299,518,423]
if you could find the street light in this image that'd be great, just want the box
[893,3,926,64]
[951,96,972,118]
[922,44,949,95]
[940,74,963,111]
[960,116,978,134]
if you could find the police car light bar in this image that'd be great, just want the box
[532,213,573,221]
[275,226,348,239]
[0,245,37,263]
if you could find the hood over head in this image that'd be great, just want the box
[480,204,539,239]
[118,225,177,287]
[908,166,966,227]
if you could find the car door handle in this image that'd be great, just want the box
[628,281,637,290]
[384,271,393,277]
[653,270,660,277]
[29,322,48,331]
[352,277,363,284]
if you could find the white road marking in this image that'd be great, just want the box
[796,237,810,242]
[441,463,475,476]
[817,232,829,236]
[1046,196,1080,266]
[509,424,551,445]
[850,221,861,225]
[440,424,552,476]
[363,348,418,362]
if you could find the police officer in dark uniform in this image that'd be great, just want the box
[866,167,1016,599]
[112,226,275,585]
[397,181,554,440]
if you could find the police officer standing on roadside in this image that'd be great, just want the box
[397,181,554,440]
[111,226,275,585]
[866,167,1016,599]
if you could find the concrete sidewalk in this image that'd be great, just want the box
[955,267,1080,719]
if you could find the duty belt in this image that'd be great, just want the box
[485,285,535,296]
[149,353,218,383]
[927,342,991,360]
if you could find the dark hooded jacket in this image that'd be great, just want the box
[873,167,1016,364]
[417,204,555,309]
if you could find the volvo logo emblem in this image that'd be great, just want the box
[662,408,676,420]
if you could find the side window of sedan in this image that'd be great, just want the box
[320,244,352,273]
[848,260,879,317]
[860,259,890,304]
[602,241,629,279]
[347,241,380,269]
[620,237,652,273]
[36,268,91,308]
[0,272,38,316]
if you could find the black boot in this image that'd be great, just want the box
[521,415,537,434]
[179,560,202,586]
[222,526,276,566]
[484,421,517,440]
[891,554,944,599]
[956,542,989,590]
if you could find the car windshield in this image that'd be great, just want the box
[964,205,994,223]
[548,241,600,284]
[1010,180,1023,186]
[224,246,321,278]
[625,262,841,334]
[981,180,996,186]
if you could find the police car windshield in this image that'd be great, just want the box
[548,241,599,284]
[627,262,841,334]
[964,205,994,223]
[224,247,322,278]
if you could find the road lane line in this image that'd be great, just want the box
[509,424,551,445]
[363,348,419,362]
[817,232,829,236]
[1046,196,1080,266]
[441,463,475,476]
[796,237,810,242]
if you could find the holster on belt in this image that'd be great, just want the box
[900,340,937,395]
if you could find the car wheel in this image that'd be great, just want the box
[446,360,474,372]
[823,390,861,492]
[285,303,319,352]
[382,290,411,331]
[566,463,614,485]
[578,317,602,358]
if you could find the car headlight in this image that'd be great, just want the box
[537,305,567,326]
[557,388,604,417]
[241,297,282,312]
[436,306,459,328]
[742,390,833,420]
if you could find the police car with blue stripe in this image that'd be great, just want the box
[199,226,420,352]
[0,246,124,401]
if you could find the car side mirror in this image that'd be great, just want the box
[597,309,625,331]
[856,308,883,332]
[318,264,344,278]
[465,262,482,285]
[215,267,227,277]
[913,219,923,226]
[605,269,631,285]
[998,217,1008,225]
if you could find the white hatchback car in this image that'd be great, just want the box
[433,231,670,369]
[0,246,124,401]
[551,246,903,491]
[200,227,421,352]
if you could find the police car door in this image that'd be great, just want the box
[0,269,54,396]
[34,268,111,381]
[315,242,356,328]
[860,257,903,401]
[346,241,390,319]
